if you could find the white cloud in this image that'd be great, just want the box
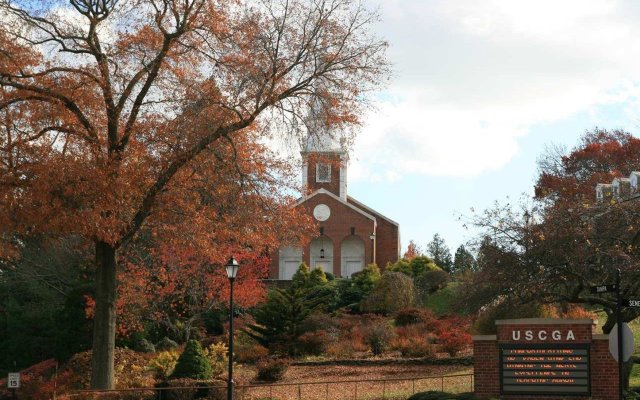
[352,0,640,180]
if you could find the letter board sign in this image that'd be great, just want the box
[500,343,590,396]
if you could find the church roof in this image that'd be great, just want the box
[347,196,400,227]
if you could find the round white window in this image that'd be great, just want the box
[313,204,331,221]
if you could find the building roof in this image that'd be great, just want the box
[347,196,400,227]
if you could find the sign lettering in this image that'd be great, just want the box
[511,329,575,341]
[590,284,617,294]
[624,299,640,307]
[501,345,590,396]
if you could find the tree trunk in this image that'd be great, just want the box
[90,241,117,389]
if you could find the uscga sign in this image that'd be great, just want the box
[511,329,575,341]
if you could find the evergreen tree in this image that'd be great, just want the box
[453,245,477,274]
[426,234,453,272]
[171,340,213,380]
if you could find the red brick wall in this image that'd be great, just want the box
[305,153,343,197]
[270,192,376,278]
[473,338,500,398]
[473,319,619,400]
[590,338,619,400]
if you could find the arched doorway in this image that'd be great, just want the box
[279,246,302,280]
[310,236,333,274]
[341,235,365,278]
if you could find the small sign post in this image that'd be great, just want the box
[592,271,624,400]
[7,373,19,389]
[590,284,617,294]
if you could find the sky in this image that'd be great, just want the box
[345,0,640,254]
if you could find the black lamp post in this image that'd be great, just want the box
[225,256,239,400]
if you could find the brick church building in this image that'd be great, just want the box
[269,131,401,280]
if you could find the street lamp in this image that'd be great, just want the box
[225,256,239,400]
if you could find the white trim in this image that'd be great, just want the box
[347,196,400,226]
[339,163,347,200]
[297,189,378,223]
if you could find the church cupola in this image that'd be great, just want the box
[301,86,348,199]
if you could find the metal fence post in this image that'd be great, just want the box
[412,378,415,395]
[354,382,357,400]
[325,382,329,400]
[441,376,444,392]
[382,379,386,399]
[298,383,302,400]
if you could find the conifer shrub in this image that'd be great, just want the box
[156,337,179,351]
[134,338,156,353]
[171,340,213,380]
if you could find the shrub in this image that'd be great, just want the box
[361,272,416,314]
[134,338,156,353]
[147,350,180,380]
[326,340,357,359]
[301,313,338,334]
[557,304,597,320]
[415,270,450,303]
[171,340,213,380]
[236,343,269,364]
[256,358,289,382]
[388,256,440,277]
[294,331,330,356]
[352,264,381,294]
[394,308,435,327]
[391,336,436,358]
[407,391,463,400]
[472,301,554,334]
[156,337,179,351]
[438,330,471,357]
[56,348,153,390]
[363,320,395,356]
[203,342,228,378]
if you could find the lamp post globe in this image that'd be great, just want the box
[225,256,239,400]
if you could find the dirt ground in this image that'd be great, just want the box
[234,363,474,400]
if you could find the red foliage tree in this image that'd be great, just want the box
[0,0,388,388]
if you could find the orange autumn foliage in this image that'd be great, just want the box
[0,0,388,388]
